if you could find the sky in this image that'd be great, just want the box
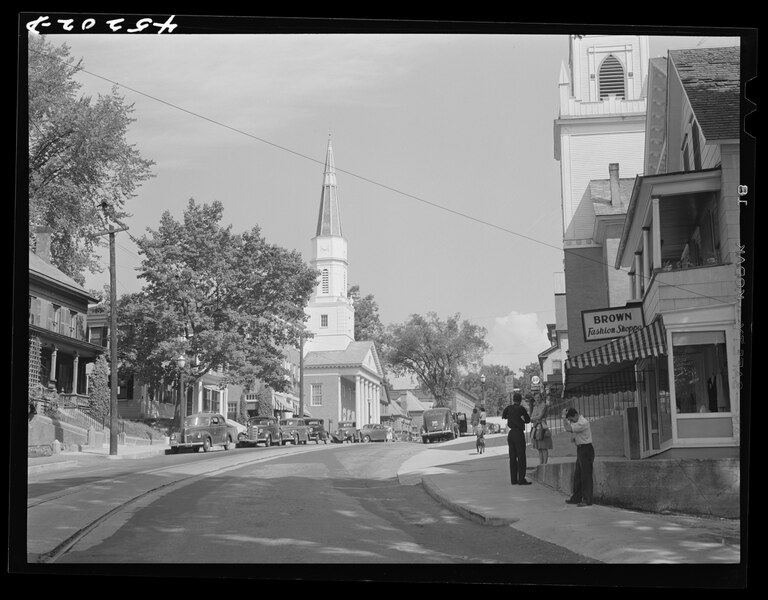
[27,17,745,374]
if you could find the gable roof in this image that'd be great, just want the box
[29,250,99,302]
[303,340,383,377]
[669,46,740,141]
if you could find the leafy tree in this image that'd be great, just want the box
[515,362,543,399]
[28,34,154,284]
[89,354,111,424]
[348,284,385,347]
[461,364,514,417]
[117,199,318,414]
[385,313,488,407]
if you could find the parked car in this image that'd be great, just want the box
[304,418,329,444]
[359,423,390,443]
[238,415,281,447]
[170,412,236,453]
[332,420,361,443]
[420,407,460,444]
[279,418,311,445]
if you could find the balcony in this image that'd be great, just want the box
[645,263,736,316]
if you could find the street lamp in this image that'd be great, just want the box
[480,373,486,406]
[177,354,186,425]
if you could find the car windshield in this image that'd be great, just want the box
[339,422,354,427]
[184,415,210,427]
[250,417,272,424]
[281,420,299,426]
[306,420,321,426]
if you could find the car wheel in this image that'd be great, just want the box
[202,438,211,452]
[363,435,371,443]
[264,435,272,447]
[292,433,299,445]
[224,436,232,450]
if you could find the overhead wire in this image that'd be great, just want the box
[29,45,738,309]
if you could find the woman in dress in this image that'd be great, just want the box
[530,392,552,464]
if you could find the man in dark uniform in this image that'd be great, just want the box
[502,392,531,485]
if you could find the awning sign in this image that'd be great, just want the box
[581,305,644,342]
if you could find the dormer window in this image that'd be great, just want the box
[599,55,626,99]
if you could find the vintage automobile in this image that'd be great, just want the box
[237,415,281,447]
[359,423,391,443]
[169,412,237,453]
[332,420,361,443]
[421,407,460,444]
[304,418,329,444]
[279,417,311,445]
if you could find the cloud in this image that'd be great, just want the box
[484,311,549,373]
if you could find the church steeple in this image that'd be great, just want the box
[304,138,355,354]
[316,138,343,237]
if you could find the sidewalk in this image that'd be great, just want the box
[396,435,741,564]
[27,442,171,475]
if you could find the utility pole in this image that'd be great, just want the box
[299,329,304,418]
[95,224,128,456]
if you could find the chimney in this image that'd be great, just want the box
[32,226,54,263]
[609,163,621,207]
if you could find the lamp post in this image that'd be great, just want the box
[480,373,486,407]
[177,354,186,427]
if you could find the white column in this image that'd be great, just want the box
[72,352,79,395]
[634,253,643,298]
[355,376,362,424]
[49,346,58,390]
[642,228,651,284]
[652,197,662,270]
[337,376,343,425]
[375,384,381,423]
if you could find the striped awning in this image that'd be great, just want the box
[565,317,667,370]
[563,317,667,398]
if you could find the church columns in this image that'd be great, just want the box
[355,376,362,423]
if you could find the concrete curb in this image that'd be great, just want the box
[421,476,519,527]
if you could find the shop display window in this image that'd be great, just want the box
[672,331,730,414]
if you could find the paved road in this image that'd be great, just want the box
[26,442,596,567]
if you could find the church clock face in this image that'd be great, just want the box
[321,243,328,252]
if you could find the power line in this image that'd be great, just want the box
[29,45,738,309]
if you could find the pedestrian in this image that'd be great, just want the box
[470,407,480,435]
[479,406,487,432]
[530,392,552,465]
[501,392,531,485]
[562,407,594,507]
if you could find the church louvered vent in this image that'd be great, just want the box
[599,55,626,99]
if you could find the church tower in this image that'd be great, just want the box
[554,34,649,242]
[304,139,355,353]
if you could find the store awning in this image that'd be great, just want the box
[273,394,293,412]
[563,317,667,398]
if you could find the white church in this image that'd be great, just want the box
[299,139,386,432]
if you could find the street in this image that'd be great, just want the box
[28,440,596,566]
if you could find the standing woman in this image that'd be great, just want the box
[470,407,480,435]
[530,392,552,465]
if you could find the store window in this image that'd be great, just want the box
[672,331,730,414]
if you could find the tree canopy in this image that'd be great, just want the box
[461,364,514,417]
[117,199,318,395]
[385,312,488,407]
[348,284,385,348]
[28,34,155,284]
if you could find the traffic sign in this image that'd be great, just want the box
[531,376,540,385]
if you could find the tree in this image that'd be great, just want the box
[28,34,155,284]
[117,199,318,402]
[348,284,385,347]
[515,362,543,399]
[385,313,489,407]
[89,354,111,424]
[461,364,513,417]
